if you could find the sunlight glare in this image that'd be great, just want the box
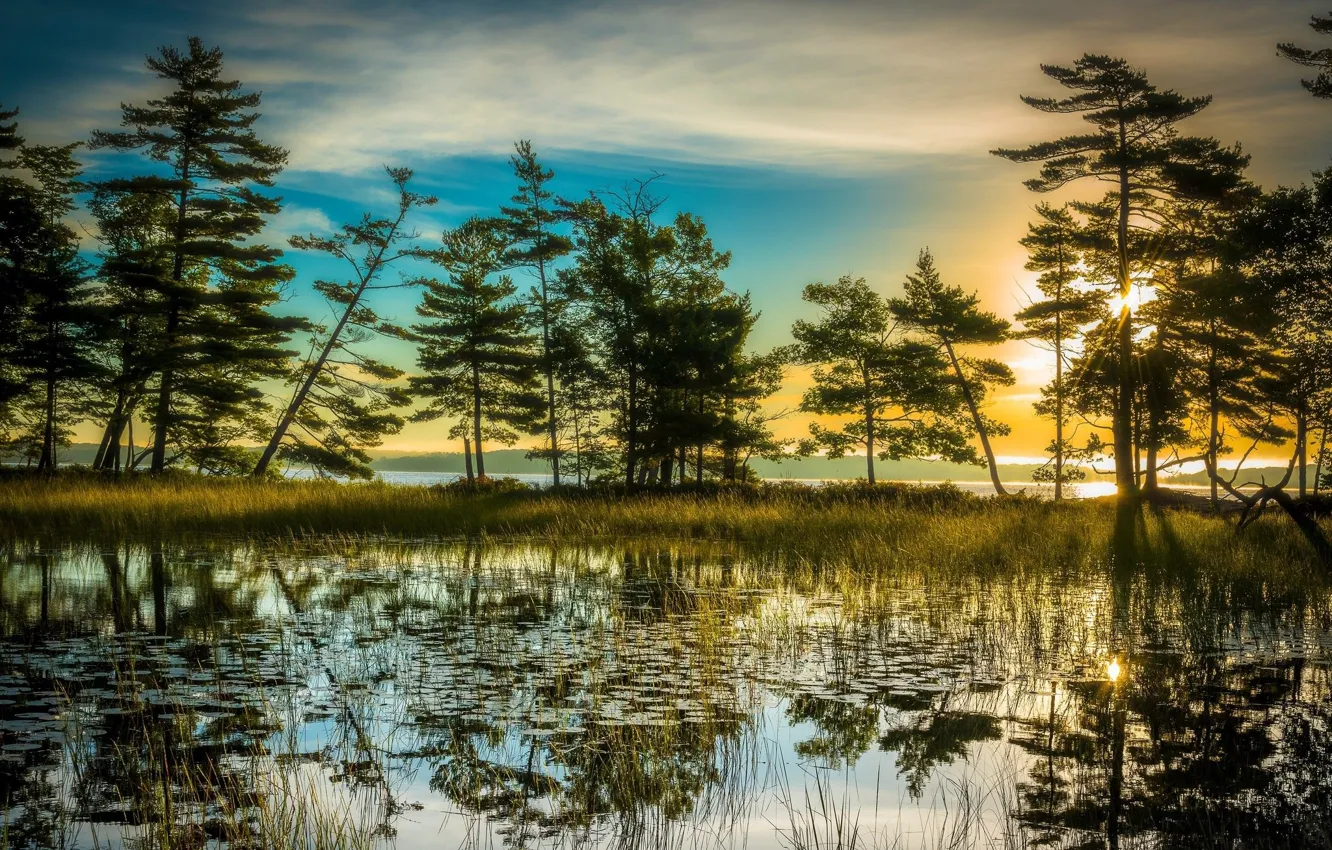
[1107,657,1122,683]
[1107,285,1155,315]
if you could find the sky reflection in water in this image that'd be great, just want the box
[0,539,1327,848]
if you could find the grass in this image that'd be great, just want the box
[1,472,1330,581]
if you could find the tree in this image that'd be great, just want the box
[253,167,434,479]
[793,275,975,485]
[411,217,543,480]
[0,108,38,438]
[558,180,737,487]
[993,55,1247,496]
[890,249,1014,495]
[2,143,107,470]
[1279,12,1332,99]
[0,105,19,152]
[721,348,790,482]
[85,185,172,470]
[90,37,293,473]
[1014,203,1105,498]
[501,141,572,484]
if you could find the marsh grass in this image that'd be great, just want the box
[2,475,1329,584]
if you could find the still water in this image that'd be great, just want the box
[0,539,1326,848]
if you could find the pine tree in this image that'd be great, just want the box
[253,167,433,479]
[3,143,108,470]
[559,182,734,486]
[411,217,543,480]
[890,250,1014,495]
[90,37,294,473]
[0,107,34,434]
[993,55,1246,496]
[793,275,974,484]
[1014,203,1105,499]
[500,141,572,484]
[0,106,19,152]
[86,185,173,470]
[1279,12,1332,98]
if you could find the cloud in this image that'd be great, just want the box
[260,203,337,248]
[181,0,1330,176]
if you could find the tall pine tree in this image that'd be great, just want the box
[993,55,1245,496]
[90,37,293,473]
[1014,203,1104,499]
[501,141,572,484]
[411,217,543,480]
[890,250,1014,496]
[4,143,107,470]
[253,167,433,479]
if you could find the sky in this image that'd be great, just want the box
[3,0,1331,461]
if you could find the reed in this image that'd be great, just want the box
[0,473,1319,562]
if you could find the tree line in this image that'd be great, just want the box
[1,13,1329,503]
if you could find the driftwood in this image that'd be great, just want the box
[1204,455,1332,563]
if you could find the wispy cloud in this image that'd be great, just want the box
[176,0,1329,176]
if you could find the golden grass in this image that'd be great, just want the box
[0,473,1327,584]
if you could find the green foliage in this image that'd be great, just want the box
[792,274,975,484]
[1014,204,1106,492]
[259,167,435,480]
[500,141,573,483]
[0,132,108,469]
[88,36,299,474]
[411,216,544,479]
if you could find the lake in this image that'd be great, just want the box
[289,469,1221,501]
[0,537,1326,848]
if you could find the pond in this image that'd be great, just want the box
[0,537,1327,848]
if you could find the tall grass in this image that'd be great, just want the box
[2,474,1327,570]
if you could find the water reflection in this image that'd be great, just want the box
[0,536,1327,848]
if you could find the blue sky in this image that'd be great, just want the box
[4,0,1332,456]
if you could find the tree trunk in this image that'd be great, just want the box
[1054,300,1064,501]
[944,342,1006,496]
[149,303,179,474]
[93,404,117,470]
[1113,117,1136,498]
[1316,425,1327,496]
[1207,328,1220,511]
[537,250,560,486]
[625,363,638,488]
[1297,407,1308,498]
[865,406,876,485]
[472,362,485,479]
[37,370,56,472]
[462,435,474,484]
[678,446,687,485]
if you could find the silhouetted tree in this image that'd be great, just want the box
[90,37,293,473]
[501,141,572,484]
[1279,12,1332,99]
[411,216,543,479]
[253,167,432,479]
[2,143,107,470]
[993,55,1246,496]
[891,249,1013,495]
[793,275,974,484]
[1014,203,1105,498]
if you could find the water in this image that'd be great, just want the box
[288,468,1216,501]
[0,539,1326,848]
